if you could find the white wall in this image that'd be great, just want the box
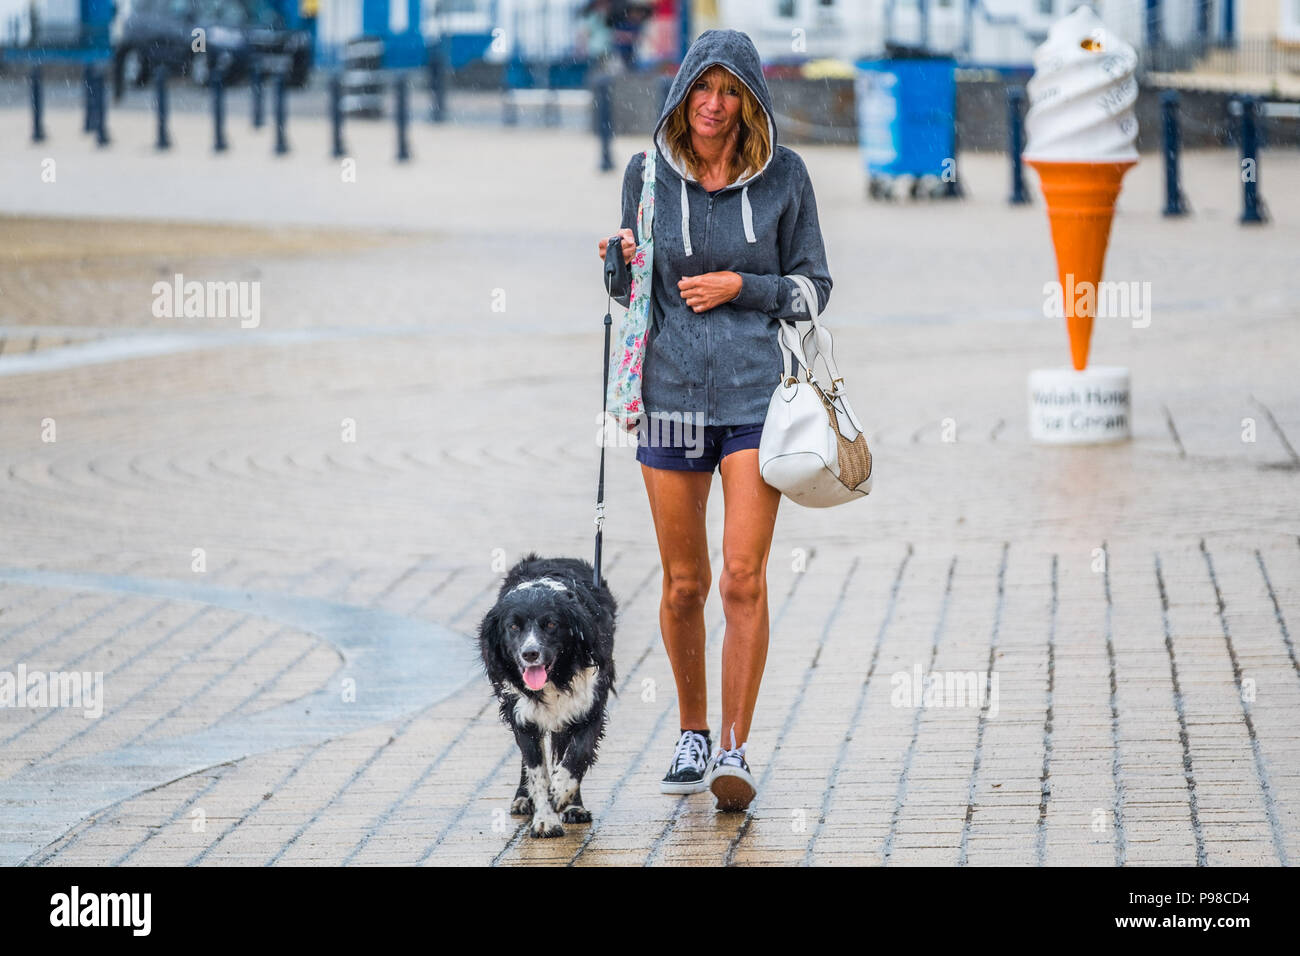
[887,0,967,52]
[1238,0,1281,37]
[1283,0,1300,42]
[39,0,80,27]
[0,0,31,43]
[716,0,883,61]
[1157,0,1197,43]
[492,0,586,60]
[318,0,364,63]
[713,0,1052,65]
[711,0,1233,67]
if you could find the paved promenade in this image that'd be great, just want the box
[0,102,1298,865]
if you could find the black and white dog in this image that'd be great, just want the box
[477,553,617,837]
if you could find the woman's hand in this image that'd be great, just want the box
[596,228,636,264]
[678,272,742,313]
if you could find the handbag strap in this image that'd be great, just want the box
[777,273,829,384]
[777,319,810,383]
[777,274,865,436]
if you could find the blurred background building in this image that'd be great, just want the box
[1,1,1297,92]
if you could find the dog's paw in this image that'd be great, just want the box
[559,805,592,824]
[529,816,566,838]
[510,795,534,816]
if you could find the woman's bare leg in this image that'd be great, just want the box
[716,448,781,750]
[641,463,714,731]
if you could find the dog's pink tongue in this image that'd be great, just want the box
[523,665,548,691]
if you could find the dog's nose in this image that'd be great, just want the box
[521,648,540,664]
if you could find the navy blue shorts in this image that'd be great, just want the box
[635,418,765,472]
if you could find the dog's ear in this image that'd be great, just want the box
[477,603,515,682]
[476,603,499,668]
[559,591,606,669]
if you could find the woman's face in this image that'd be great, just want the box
[685,67,743,144]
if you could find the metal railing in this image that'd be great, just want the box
[1143,37,1300,77]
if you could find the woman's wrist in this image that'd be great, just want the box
[730,271,779,312]
[727,272,743,302]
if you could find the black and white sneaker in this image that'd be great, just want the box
[661,729,712,794]
[707,727,756,812]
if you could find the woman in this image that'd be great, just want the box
[595,29,832,811]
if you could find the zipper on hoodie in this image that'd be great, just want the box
[703,189,714,422]
[685,178,739,423]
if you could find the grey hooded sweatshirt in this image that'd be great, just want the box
[610,28,833,427]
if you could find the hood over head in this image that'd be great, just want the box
[654,29,777,188]
[652,29,777,250]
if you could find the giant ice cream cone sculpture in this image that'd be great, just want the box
[1023,5,1139,371]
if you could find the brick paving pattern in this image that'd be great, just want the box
[0,101,1297,865]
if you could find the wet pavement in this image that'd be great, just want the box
[0,101,1298,865]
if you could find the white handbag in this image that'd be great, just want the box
[758,274,873,508]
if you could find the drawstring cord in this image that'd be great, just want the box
[680,179,692,256]
[680,181,757,254]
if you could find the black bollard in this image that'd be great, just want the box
[543,77,558,128]
[83,63,95,133]
[943,115,965,199]
[1007,87,1029,205]
[429,37,447,123]
[594,72,613,172]
[396,74,410,161]
[251,68,264,128]
[155,65,170,150]
[1239,96,1266,224]
[93,69,110,146]
[1161,90,1187,216]
[330,73,345,158]
[212,68,227,152]
[30,65,44,143]
[274,73,288,155]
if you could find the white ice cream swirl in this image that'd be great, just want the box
[1023,5,1139,163]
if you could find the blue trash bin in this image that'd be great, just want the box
[855,51,956,198]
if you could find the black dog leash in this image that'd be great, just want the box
[594,235,632,591]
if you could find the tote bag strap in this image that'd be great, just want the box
[637,146,656,244]
[632,146,656,332]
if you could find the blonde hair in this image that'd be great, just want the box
[662,64,771,186]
